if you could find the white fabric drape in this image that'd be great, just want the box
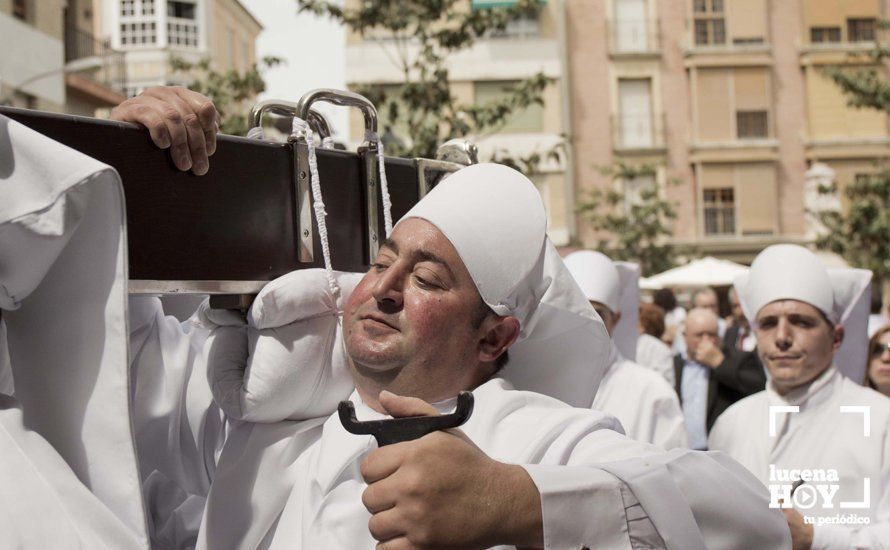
[0,114,148,547]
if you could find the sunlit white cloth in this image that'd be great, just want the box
[592,354,688,450]
[636,332,676,387]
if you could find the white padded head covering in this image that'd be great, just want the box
[564,251,640,360]
[734,243,872,381]
[399,163,613,407]
[565,251,621,311]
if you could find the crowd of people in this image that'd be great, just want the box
[1,86,888,549]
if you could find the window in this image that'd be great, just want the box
[736,110,768,139]
[142,0,155,15]
[120,21,157,45]
[167,0,196,20]
[704,188,735,235]
[617,78,654,148]
[693,0,725,46]
[167,20,198,47]
[810,27,841,43]
[120,0,135,16]
[847,18,875,42]
[474,81,544,132]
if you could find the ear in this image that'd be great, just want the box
[832,323,845,352]
[477,315,520,364]
[613,310,622,326]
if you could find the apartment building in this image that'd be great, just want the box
[99,0,261,98]
[566,0,889,263]
[0,0,126,115]
[344,0,575,245]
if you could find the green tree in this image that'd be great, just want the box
[576,160,678,276]
[296,0,553,160]
[169,55,282,136]
[817,19,890,286]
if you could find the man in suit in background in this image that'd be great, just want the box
[674,308,765,449]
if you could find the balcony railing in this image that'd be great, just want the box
[64,25,127,95]
[607,18,661,55]
[612,112,666,151]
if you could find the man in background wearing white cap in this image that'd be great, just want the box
[193,163,789,549]
[565,251,687,450]
[709,244,888,549]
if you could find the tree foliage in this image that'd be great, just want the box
[170,55,282,135]
[818,19,890,284]
[576,160,678,276]
[815,168,890,284]
[296,0,553,161]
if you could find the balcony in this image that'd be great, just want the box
[607,18,661,57]
[64,24,127,107]
[611,112,666,153]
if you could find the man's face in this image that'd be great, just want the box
[693,290,719,315]
[684,310,720,356]
[343,218,486,385]
[754,300,842,394]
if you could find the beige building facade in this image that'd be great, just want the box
[0,0,126,115]
[566,0,889,263]
[99,0,261,98]
[344,0,575,245]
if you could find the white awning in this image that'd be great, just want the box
[640,257,749,290]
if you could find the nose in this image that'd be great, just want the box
[775,318,792,351]
[371,265,404,311]
[882,346,890,362]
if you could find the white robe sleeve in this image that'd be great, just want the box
[651,393,689,451]
[129,296,234,550]
[525,447,790,549]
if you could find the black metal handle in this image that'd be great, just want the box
[338,392,474,446]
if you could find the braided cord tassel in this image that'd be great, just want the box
[292,117,340,300]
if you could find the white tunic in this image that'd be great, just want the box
[128,296,229,549]
[635,333,676,387]
[593,355,687,449]
[709,368,890,549]
[199,377,789,550]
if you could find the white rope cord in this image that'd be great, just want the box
[292,117,340,300]
[246,126,265,140]
[320,136,335,149]
[365,129,393,236]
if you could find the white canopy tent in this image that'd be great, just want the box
[640,257,750,290]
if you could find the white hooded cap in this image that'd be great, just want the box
[564,251,640,360]
[733,244,872,381]
[398,163,613,407]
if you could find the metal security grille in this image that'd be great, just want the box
[736,111,768,139]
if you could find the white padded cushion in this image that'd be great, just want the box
[207,269,363,422]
